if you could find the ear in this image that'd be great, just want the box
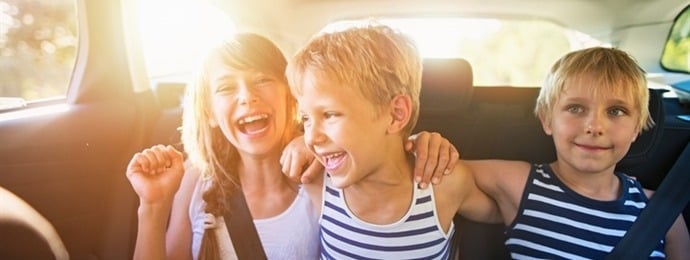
[630,127,640,143]
[387,94,412,134]
[539,113,553,136]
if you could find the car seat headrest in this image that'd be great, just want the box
[419,58,474,114]
[617,89,666,171]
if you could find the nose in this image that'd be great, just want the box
[237,82,257,105]
[585,111,605,136]
[303,120,326,147]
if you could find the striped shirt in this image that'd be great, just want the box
[506,164,665,260]
[319,176,454,259]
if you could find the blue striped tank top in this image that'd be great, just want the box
[319,176,454,259]
[506,164,665,259]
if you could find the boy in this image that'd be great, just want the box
[466,47,690,259]
[286,25,500,259]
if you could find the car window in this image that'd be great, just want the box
[322,17,606,86]
[661,5,690,74]
[0,0,78,109]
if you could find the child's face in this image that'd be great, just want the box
[206,60,290,157]
[295,71,392,188]
[541,80,640,174]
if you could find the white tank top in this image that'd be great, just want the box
[189,177,320,260]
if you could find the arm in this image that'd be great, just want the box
[125,145,186,260]
[164,162,199,260]
[452,162,502,223]
[463,160,530,225]
[642,189,690,259]
[664,215,690,259]
[281,131,459,187]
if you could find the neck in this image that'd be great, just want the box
[237,149,290,191]
[550,161,620,200]
[348,140,413,195]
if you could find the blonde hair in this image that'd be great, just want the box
[180,33,299,259]
[535,47,654,132]
[286,24,423,135]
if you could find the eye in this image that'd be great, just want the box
[254,75,275,86]
[300,114,311,126]
[566,105,583,114]
[608,107,629,117]
[324,112,340,119]
[215,83,237,94]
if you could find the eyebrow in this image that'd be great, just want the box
[561,96,632,107]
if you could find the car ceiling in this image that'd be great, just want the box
[209,0,687,53]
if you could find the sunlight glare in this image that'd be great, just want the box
[138,0,235,80]
[322,18,501,58]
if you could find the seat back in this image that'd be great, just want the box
[413,58,474,151]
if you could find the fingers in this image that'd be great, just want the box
[420,132,442,187]
[288,151,307,182]
[411,132,431,188]
[405,132,420,152]
[446,145,460,174]
[281,135,312,183]
[128,145,180,176]
[301,159,324,184]
[430,140,451,183]
[410,131,462,189]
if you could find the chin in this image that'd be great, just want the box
[329,175,353,189]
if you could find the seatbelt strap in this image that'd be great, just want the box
[606,141,690,259]
[224,189,268,260]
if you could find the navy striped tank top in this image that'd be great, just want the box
[319,176,454,259]
[506,164,665,259]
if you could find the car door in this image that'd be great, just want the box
[0,0,160,258]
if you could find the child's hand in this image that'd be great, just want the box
[405,131,459,189]
[280,135,324,184]
[126,145,185,206]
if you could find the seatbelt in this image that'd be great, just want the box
[606,141,690,259]
[224,189,268,260]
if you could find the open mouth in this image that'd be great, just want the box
[322,151,346,171]
[237,113,270,135]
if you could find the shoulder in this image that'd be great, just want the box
[617,173,653,198]
[300,171,326,215]
[180,161,203,198]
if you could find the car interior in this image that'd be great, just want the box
[0,0,688,259]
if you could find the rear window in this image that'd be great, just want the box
[322,18,605,86]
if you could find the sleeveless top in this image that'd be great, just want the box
[505,163,665,259]
[189,177,320,260]
[319,176,454,259]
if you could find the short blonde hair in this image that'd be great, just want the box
[535,47,654,132]
[287,24,422,135]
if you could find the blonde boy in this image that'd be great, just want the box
[466,47,690,259]
[286,25,499,259]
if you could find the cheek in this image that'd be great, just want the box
[209,97,233,126]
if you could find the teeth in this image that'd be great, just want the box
[323,152,343,160]
[238,114,268,124]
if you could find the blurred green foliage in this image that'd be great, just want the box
[662,7,690,73]
[0,0,77,102]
